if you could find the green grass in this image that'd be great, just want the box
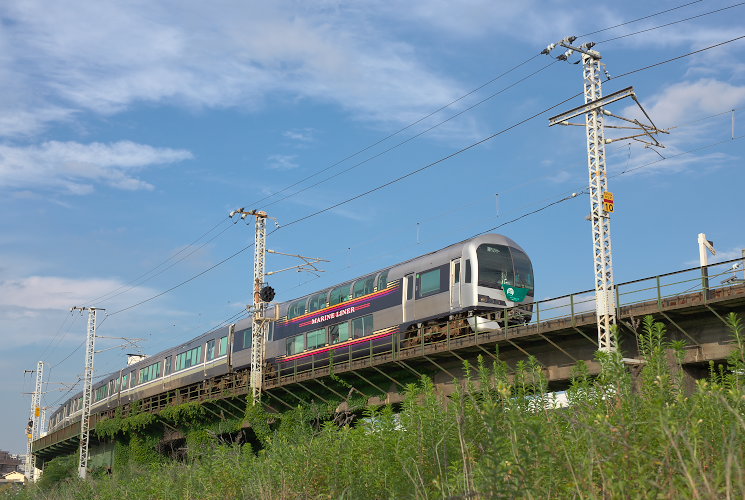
[9,314,745,499]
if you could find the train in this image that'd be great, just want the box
[48,233,534,432]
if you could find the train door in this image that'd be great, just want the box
[227,323,235,372]
[403,273,415,323]
[450,259,461,310]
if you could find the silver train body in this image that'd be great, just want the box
[49,234,533,432]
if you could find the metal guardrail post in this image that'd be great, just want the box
[536,302,541,324]
[615,285,621,316]
[656,276,662,310]
[701,266,709,303]
[570,294,575,326]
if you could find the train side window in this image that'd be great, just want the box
[286,335,304,356]
[308,292,328,313]
[453,262,460,284]
[329,322,350,344]
[465,260,471,283]
[406,275,414,300]
[419,268,441,296]
[164,356,172,376]
[218,336,228,356]
[329,284,351,306]
[351,314,373,338]
[206,339,216,361]
[306,328,327,350]
[353,275,375,298]
[376,270,389,291]
[288,299,307,319]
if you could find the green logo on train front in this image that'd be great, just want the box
[502,284,529,302]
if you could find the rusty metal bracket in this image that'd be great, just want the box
[573,325,599,347]
[295,381,330,403]
[348,369,388,397]
[705,304,730,327]
[396,360,425,380]
[279,385,307,405]
[423,355,457,380]
[263,389,294,410]
[370,365,408,390]
[659,311,700,347]
[537,333,577,362]
[474,343,499,360]
[314,378,348,401]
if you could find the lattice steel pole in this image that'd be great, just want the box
[582,51,617,351]
[545,38,617,351]
[250,211,269,403]
[230,209,270,404]
[71,306,103,479]
[25,361,44,481]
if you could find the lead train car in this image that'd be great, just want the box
[48,234,533,433]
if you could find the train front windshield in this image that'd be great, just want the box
[476,244,534,295]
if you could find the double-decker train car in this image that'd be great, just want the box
[48,234,533,432]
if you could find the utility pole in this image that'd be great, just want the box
[545,37,667,352]
[230,209,273,404]
[71,306,104,479]
[229,209,327,404]
[24,361,44,482]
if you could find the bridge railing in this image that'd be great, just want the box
[272,257,744,385]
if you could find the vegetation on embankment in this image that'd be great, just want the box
[6,313,745,499]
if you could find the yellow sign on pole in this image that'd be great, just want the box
[603,191,614,213]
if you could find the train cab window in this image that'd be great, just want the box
[164,356,172,376]
[477,244,514,288]
[306,328,327,350]
[286,335,304,356]
[376,270,389,291]
[419,268,442,296]
[351,314,373,338]
[288,299,307,319]
[329,284,351,306]
[329,322,350,344]
[465,260,471,283]
[353,276,375,298]
[218,336,228,356]
[308,291,328,312]
[510,248,534,294]
[206,339,216,361]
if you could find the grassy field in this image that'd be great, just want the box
[8,314,745,499]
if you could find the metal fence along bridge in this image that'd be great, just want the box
[32,257,745,466]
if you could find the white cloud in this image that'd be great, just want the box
[0,140,193,194]
[635,79,745,128]
[0,275,155,311]
[283,128,316,144]
[0,1,467,137]
[266,154,299,170]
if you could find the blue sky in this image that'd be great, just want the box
[2,0,744,453]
